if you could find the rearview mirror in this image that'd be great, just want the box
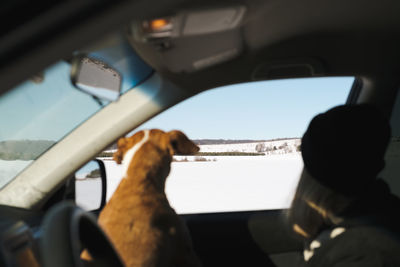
[75,159,107,211]
[71,55,122,101]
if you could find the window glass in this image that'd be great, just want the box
[0,37,152,189]
[0,62,103,188]
[104,77,353,214]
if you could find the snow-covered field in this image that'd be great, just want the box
[103,139,301,154]
[76,178,102,210]
[92,154,303,214]
[199,139,301,154]
[1,143,304,214]
[0,160,32,188]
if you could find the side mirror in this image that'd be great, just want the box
[75,159,107,211]
[71,55,122,101]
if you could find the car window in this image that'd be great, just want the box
[0,38,152,189]
[103,77,353,214]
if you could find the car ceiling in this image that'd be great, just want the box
[1,0,400,98]
[130,0,400,94]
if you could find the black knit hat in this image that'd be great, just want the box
[301,104,391,196]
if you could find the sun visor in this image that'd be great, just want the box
[129,6,246,73]
[182,7,246,36]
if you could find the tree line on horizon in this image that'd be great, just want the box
[0,140,55,160]
[192,137,299,145]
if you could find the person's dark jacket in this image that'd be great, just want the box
[302,179,400,267]
[303,224,400,267]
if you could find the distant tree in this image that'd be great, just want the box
[0,140,55,160]
[86,169,101,178]
[255,143,265,152]
[194,156,208,162]
[296,144,301,152]
[278,142,288,150]
[265,146,273,152]
[97,151,114,158]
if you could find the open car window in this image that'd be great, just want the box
[100,77,354,214]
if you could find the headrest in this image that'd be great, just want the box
[301,104,391,195]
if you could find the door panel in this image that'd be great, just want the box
[183,210,303,267]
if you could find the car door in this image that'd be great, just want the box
[99,76,354,267]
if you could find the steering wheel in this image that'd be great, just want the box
[40,202,124,267]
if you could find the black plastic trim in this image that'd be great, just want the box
[346,77,363,104]
[94,159,108,210]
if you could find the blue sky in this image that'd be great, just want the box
[0,46,151,143]
[139,77,354,140]
[0,60,353,142]
[0,62,102,142]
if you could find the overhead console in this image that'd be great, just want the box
[128,6,246,73]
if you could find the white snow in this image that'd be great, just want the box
[198,139,301,154]
[97,154,303,214]
[76,178,102,210]
[0,160,32,188]
[0,141,304,214]
[167,154,303,214]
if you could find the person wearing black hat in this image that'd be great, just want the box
[288,104,400,266]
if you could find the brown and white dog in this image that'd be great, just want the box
[96,129,201,267]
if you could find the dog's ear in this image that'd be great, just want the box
[167,130,199,155]
[113,137,127,164]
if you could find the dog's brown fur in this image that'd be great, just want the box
[96,129,201,267]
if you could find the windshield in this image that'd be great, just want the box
[0,43,152,188]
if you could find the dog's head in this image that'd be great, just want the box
[113,129,199,164]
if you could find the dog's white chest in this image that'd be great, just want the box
[121,130,150,177]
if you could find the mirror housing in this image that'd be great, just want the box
[71,55,122,101]
[75,159,107,211]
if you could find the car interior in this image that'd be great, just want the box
[1,0,400,266]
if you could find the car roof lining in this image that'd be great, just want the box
[1,0,400,97]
